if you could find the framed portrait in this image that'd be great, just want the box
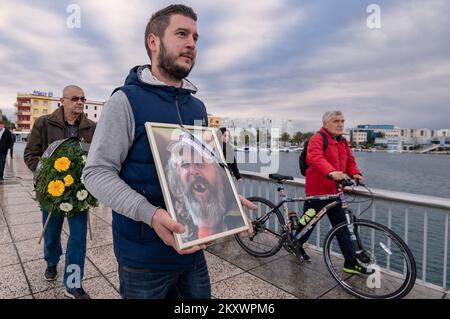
[145,122,250,250]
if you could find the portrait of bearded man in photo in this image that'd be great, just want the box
[165,132,243,242]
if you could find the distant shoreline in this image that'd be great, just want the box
[351,149,450,155]
[235,147,450,155]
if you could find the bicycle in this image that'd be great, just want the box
[235,173,417,299]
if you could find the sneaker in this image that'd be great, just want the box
[44,266,57,281]
[298,246,311,262]
[343,262,375,275]
[356,250,372,264]
[64,287,90,299]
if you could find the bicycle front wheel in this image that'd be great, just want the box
[323,219,416,299]
[235,197,285,257]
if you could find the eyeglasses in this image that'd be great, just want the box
[63,96,87,103]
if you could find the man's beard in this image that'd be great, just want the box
[158,41,195,81]
[181,174,226,229]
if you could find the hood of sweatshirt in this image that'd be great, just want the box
[124,64,198,94]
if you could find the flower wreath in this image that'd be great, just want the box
[34,138,97,218]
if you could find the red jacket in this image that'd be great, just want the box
[305,128,361,196]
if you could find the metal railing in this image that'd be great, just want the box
[236,170,450,292]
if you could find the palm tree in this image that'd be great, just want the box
[280,132,290,147]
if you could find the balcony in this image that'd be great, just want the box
[16,110,31,116]
[16,119,31,125]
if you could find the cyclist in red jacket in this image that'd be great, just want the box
[298,111,371,274]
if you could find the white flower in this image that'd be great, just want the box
[59,203,73,212]
[77,190,88,201]
[82,155,87,164]
[80,175,85,184]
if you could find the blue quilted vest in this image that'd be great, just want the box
[112,65,208,269]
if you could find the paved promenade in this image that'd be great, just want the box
[0,143,447,299]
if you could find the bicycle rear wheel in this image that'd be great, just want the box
[323,219,416,299]
[235,197,285,257]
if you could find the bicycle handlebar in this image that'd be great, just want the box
[340,178,355,187]
[331,176,365,187]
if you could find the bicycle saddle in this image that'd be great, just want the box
[268,174,294,182]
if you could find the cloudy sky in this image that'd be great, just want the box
[0,0,449,131]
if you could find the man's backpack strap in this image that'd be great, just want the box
[299,131,328,176]
[318,131,328,152]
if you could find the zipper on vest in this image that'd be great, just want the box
[174,92,184,127]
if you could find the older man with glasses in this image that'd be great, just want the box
[24,85,96,299]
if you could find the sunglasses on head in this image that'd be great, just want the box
[64,96,87,102]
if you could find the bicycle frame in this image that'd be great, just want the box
[262,183,361,252]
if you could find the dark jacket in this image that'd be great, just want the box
[24,107,96,171]
[0,128,13,154]
[112,65,208,269]
[305,127,361,196]
[222,142,241,179]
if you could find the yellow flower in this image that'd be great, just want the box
[47,180,65,197]
[64,175,74,187]
[54,157,71,172]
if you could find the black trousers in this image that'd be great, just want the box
[0,152,7,179]
[298,199,357,263]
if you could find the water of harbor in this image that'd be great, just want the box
[237,150,450,199]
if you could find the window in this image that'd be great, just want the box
[94,114,97,118]
[33,100,38,105]
[94,106,97,111]
[85,105,88,110]
[43,101,48,106]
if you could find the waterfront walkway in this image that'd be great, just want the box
[0,143,447,299]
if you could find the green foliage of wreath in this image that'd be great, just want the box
[34,139,97,218]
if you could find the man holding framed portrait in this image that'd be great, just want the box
[83,4,255,299]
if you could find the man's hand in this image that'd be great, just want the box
[238,195,256,237]
[353,174,365,185]
[151,208,206,254]
[239,195,257,211]
[327,171,348,182]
